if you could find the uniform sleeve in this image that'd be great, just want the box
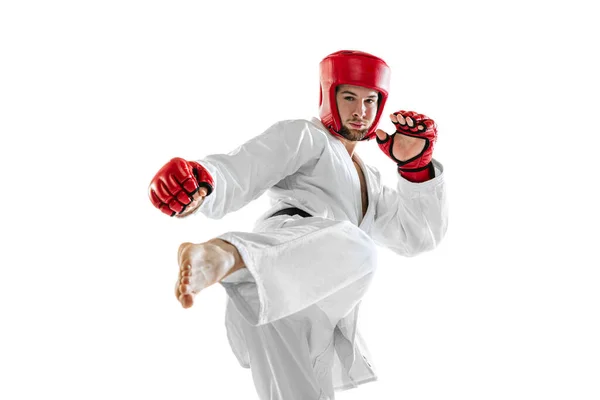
[195,120,327,219]
[367,159,448,257]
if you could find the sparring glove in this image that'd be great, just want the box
[376,110,437,183]
[148,157,214,216]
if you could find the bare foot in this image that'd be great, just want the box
[175,240,243,308]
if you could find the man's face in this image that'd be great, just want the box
[335,84,379,141]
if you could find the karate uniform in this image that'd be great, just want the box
[195,118,448,399]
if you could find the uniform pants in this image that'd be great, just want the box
[219,214,378,400]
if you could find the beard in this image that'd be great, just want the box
[337,124,369,141]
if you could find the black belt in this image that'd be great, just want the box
[269,207,312,218]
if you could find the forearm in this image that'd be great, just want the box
[196,120,326,219]
[370,159,448,256]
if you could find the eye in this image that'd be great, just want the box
[344,96,355,101]
[365,99,377,105]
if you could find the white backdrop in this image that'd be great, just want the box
[1,1,599,399]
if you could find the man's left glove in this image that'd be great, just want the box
[376,110,438,183]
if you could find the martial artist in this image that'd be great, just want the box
[148,50,448,400]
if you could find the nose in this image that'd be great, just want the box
[352,101,367,118]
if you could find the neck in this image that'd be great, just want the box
[335,135,359,157]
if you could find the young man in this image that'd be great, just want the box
[149,50,448,400]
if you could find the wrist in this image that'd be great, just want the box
[398,162,435,183]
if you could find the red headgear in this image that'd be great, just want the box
[319,50,391,141]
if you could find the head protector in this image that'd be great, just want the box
[319,50,391,141]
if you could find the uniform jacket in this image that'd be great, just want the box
[196,117,448,390]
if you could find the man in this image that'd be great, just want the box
[148,50,447,400]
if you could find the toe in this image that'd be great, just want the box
[179,283,191,294]
[180,263,191,272]
[178,243,193,265]
[179,293,194,308]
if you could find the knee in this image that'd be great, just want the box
[335,221,378,272]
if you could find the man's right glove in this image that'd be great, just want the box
[148,157,214,216]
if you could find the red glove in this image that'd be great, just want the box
[148,157,214,216]
[376,110,437,182]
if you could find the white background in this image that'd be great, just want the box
[1,0,599,399]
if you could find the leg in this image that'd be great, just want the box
[176,238,246,308]
[227,299,336,400]
[218,215,378,325]
[218,216,377,398]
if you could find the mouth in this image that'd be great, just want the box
[348,121,365,129]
